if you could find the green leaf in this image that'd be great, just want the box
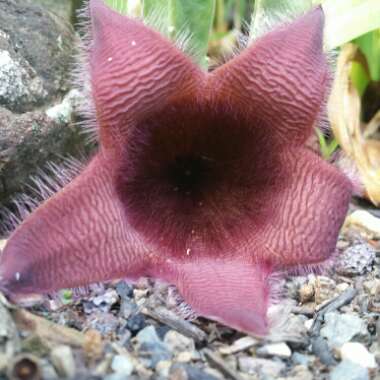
[316,128,339,160]
[354,29,380,81]
[143,0,216,68]
[249,0,313,43]
[322,0,380,50]
[249,0,380,51]
[104,0,129,14]
[61,289,73,303]
[351,61,370,97]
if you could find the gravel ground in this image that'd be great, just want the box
[0,206,379,380]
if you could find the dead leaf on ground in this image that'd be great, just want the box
[329,43,380,205]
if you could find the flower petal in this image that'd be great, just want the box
[154,257,272,336]
[208,7,328,145]
[256,148,352,269]
[89,0,203,149]
[0,153,148,299]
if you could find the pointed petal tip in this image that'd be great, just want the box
[164,259,272,336]
[210,5,329,147]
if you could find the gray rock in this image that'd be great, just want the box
[0,0,88,207]
[0,0,75,113]
[155,360,171,379]
[115,281,134,299]
[164,330,195,353]
[331,360,369,380]
[288,365,313,380]
[119,299,138,320]
[291,353,314,366]
[26,0,74,22]
[92,289,120,312]
[340,342,377,369]
[256,342,292,359]
[268,314,309,348]
[335,243,376,276]
[311,336,336,366]
[85,311,120,336]
[126,313,146,334]
[0,106,86,206]
[104,374,131,380]
[320,312,368,348]
[238,357,286,377]
[170,363,219,380]
[136,326,172,368]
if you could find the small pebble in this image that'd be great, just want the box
[83,329,104,361]
[345,210,380,239]
[331,360,369,380]
[340,342,377,369]
[314,276,338,304]
[292,353,314,366]
[299,283,315,304]
[156,360,171,378]
[104,373,133,380]
[115,281,134,298]
[111,354,135,376]
[170,363,219,380]
[40,360,59,380]
[311,336,336,366]
[336,283,350,293]
[119,299,138,320]
[176,351,195,363]
[288,365,313,380]
[363,279,380,296]
[50,345,76,379]
[256,342,292,359]
[136,326,172,368]
[304,319,313,331]
[320,312,368,348]
[164,331,195,353]
[86,312,120,336]
[92,289,119,312]
[335,243,376,276]
[238,357,286,377]
[126,313,146,334]
[219,336,259,355]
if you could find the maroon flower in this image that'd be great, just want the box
[0,0,352,335]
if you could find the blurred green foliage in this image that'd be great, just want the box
[143,0,215,68]
[100,0,380,70]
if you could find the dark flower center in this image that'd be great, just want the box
[168,154,213,196]
[116,103,277,257]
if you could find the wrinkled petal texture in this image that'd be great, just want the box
[89,0,203,149]
[0,153,149,297]
[0,0,352,336]
[209,7,329,146]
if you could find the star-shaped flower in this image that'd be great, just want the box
[0,0,352,335]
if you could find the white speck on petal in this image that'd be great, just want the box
[107,57,113,62]
[186,248,191,256]
[15,272,20,281]
[131,40,136,46]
